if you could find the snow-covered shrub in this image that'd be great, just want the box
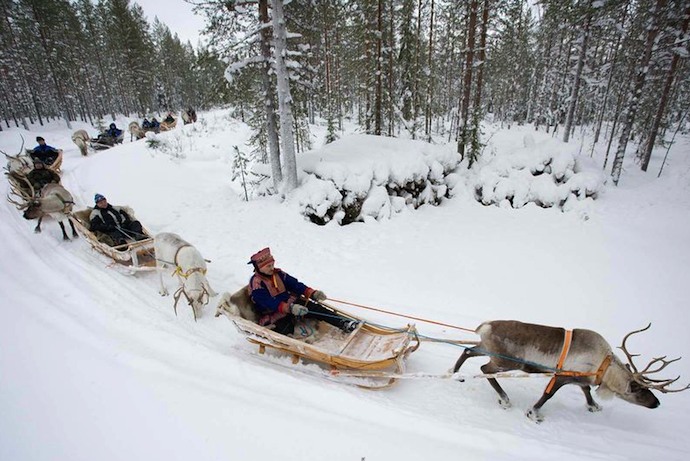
[474,139,605,210]
[295,135,459,225]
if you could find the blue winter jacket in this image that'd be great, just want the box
[31,144,59,164]
[106,127,123,138]
[249,269,314,315]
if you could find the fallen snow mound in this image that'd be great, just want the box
[474,137,605,211]
[295,135,459,225]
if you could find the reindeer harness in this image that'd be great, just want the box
[169,244,209,321]
[544,329,613,394]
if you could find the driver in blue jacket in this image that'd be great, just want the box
[105,123,123,138]
[248,247,359,335]
[30,136,60,165]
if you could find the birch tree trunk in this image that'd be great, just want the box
[412,0,423,139]
[458,0,477,160]
[611,0,665,185]
[374,0,383,135]
[563,1,592,143]
[259,0,282,188]
[424,0,435,140]
[592,4,628,145]
[271,0,298,192]
[640,5,690,172]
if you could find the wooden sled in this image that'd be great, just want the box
[216,288,420,389]
[90,134,124,151]
[71,208,157,272]
[24,149,63,173]
[160,118,177,132]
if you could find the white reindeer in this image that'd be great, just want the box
[71,130,90,156]
[2,138,32,176]
[128,121,144,141]
[154,232,217,320]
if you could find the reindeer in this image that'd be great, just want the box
[154,232,217,321]
[71,129,90,156]
[128,121,144,141]
[8,178,78,240]
[2,138,32,177]
[181,108,197,125]
[453,321,689,422]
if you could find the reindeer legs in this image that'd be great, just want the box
[481,362,512,409]
[158,271,169,296]
[453,347,483,378]
[528,379,567,422]
[58,221,69,240]
[454,347,512,409]
[581,385,602,412]
[68,218,78,238]
[527,378,600,423]
[34,216,43,233]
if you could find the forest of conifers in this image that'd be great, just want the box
[2,0,689,184]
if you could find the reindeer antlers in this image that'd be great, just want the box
[6,173,35,210]
[619,323,690,393]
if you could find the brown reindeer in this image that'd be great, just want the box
[8,178,78,240]
[453,321,688,422]
[71,129,90,156]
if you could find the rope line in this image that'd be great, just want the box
[327,297,477,333]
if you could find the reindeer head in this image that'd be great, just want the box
[173,268,211,321]
[22,200,42,220]
[603,324,689,408]
[2,137,30,175]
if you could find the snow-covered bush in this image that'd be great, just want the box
[294,135,459,225]
[474,139,605,210]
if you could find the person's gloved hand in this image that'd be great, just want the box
[290,304,309,317]
[311,290,327,302]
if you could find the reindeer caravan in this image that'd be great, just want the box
[3,133,686,415]
[128,112,177,141]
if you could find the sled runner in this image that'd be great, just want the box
[160,117,177,132]
[216,288,420,389]
[71,208,156,271]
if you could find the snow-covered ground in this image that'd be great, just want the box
[1,111,689,460]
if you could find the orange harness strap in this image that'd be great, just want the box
[545,329,573,394]
[594,354,613,386]
[544,332,613,394]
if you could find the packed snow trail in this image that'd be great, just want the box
[1,116,689,460]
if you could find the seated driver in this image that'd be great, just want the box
[247,247,359,335]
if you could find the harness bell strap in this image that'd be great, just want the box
[545,329,573,394]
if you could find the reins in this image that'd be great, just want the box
[327,297,477,333]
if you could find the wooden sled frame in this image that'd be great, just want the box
[71,208,157,272]
[22,149,63,173]
[217,289,420,389]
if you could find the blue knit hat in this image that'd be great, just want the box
[94,193,106,203]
